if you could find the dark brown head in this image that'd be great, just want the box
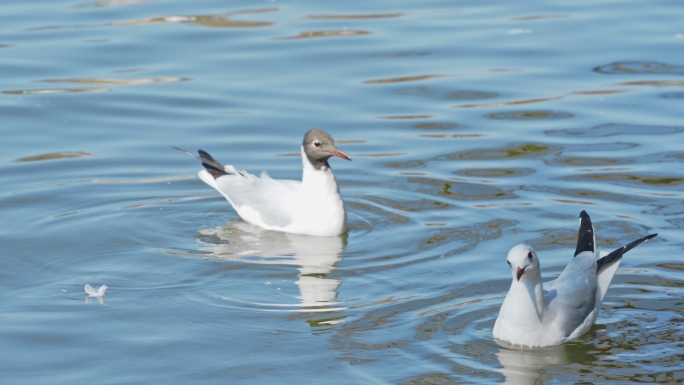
[302,129,351,170]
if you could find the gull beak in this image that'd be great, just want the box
[516,267,526,281]
[330,148,351,161]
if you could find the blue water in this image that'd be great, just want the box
[2,0,684,383]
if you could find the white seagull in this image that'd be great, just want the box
[493,210,656,347]
[174,129,351,237]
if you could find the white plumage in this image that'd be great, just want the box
[176,129,350,237]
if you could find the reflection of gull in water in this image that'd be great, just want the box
[496,344,564,385]
[495,341,597,385]
[197,221,346,312]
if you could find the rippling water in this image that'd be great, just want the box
[2,0,683,383]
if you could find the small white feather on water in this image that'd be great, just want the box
[84,284,107,297]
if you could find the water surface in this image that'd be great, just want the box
[2,0,683,383]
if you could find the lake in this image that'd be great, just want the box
[1,0,683,383]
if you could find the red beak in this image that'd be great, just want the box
[330,149,351,161]
[516,267,526,281]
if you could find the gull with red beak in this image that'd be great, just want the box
[493,211,657,347]
[174,129,351,236]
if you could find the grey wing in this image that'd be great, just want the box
[545,252,598,335]
[215,172,299,229]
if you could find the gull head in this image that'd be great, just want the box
[506,244,540,282]
[303,129,351,170]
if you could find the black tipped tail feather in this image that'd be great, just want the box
[596,233,657,274]
[574,210,596,257]
[172,146,230,179]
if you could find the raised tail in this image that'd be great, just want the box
[597,233,657,274]
[172,146,230,179]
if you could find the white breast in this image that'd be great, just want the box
[284,147,347,236]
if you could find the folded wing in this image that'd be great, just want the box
[212,171,298,229]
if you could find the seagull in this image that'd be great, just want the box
[493,210,657,347]
[174,129,351,237]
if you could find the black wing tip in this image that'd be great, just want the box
[197,149,211,158]
[174,147,230,179]
[596,233,657,273]
[574,210,595,257]
[625,233,658,248]
[197,149,230,178]
[578,210,592,229]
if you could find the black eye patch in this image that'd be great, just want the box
[527,252,533,260]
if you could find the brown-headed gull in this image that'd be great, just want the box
[493,210,656,347]
[174,129,350,236]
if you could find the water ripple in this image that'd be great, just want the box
[394,86,498,101]
[14,152,94,162]
[443,143,557,160]
[363,74,444,84]
[487,110,574,120]
[546,123,684,137]
[76,0,151,8]
[594,61,684,75]
[43,77,188,86]
[3,87,109,95]
[659,92,684,99]
[275,30,371,40]
[114,9,277,28]
[307,13,402,20]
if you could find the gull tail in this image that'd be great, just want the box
[172,146,230,179]
[574,210,596,257]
